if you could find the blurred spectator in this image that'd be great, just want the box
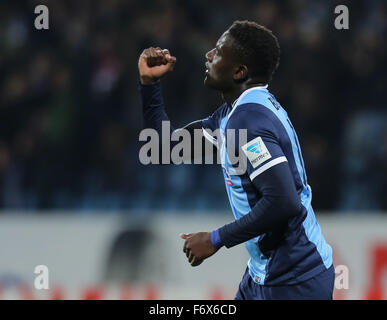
[339,110,387,211]
[0,0,386,212]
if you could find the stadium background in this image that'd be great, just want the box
[0,0,386,299]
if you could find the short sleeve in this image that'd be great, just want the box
[227,104,288,181]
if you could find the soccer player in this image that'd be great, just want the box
[138,20,334,300]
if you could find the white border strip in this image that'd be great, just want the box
[249,156,287,180]
[202,128,218,147]
[228,85,268,118]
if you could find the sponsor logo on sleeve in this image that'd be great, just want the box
[241,137,271,168]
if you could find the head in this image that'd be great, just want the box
[204,20,280,91]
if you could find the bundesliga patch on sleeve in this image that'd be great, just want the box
[241,137,272,168]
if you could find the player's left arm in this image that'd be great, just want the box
[181,105,302,265]
[181,159,300,265]
[214,157,301,249]
[214,107,302,248]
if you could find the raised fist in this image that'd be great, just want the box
[138,47,177,85]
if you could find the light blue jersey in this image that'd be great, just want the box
[202,86,333,285]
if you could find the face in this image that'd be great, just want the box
[204,31,237,91]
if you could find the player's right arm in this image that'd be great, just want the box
[138,47,176,85]
[138,47,216,163]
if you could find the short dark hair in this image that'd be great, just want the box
[228,20,280,84]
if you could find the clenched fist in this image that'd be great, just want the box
[138,47,177,85]
[180,232,217,267]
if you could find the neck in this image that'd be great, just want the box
[221,80,267,106]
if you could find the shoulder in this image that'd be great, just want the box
[202,102,229,131]
[227,103,278,134]
[212,102,229,118]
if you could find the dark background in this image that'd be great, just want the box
[0,0,386,212]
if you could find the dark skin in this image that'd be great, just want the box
[138,30,266,267]
[203,31,266,104]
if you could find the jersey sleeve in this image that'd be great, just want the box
[227,103,288,181]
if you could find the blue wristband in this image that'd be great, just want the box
[210,229,223,250]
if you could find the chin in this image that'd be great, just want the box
[204,75,218,89]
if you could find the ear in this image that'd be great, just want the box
[233,65,248,81]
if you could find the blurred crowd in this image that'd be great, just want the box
[0,0,386,212]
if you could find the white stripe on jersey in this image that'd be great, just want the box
[202,128,218,147]
[228,85,268,119]
[249,156,288,180]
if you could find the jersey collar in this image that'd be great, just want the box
[231,84,268,109]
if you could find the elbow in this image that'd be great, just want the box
[269,194,301,219]
[282,195,302,218]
